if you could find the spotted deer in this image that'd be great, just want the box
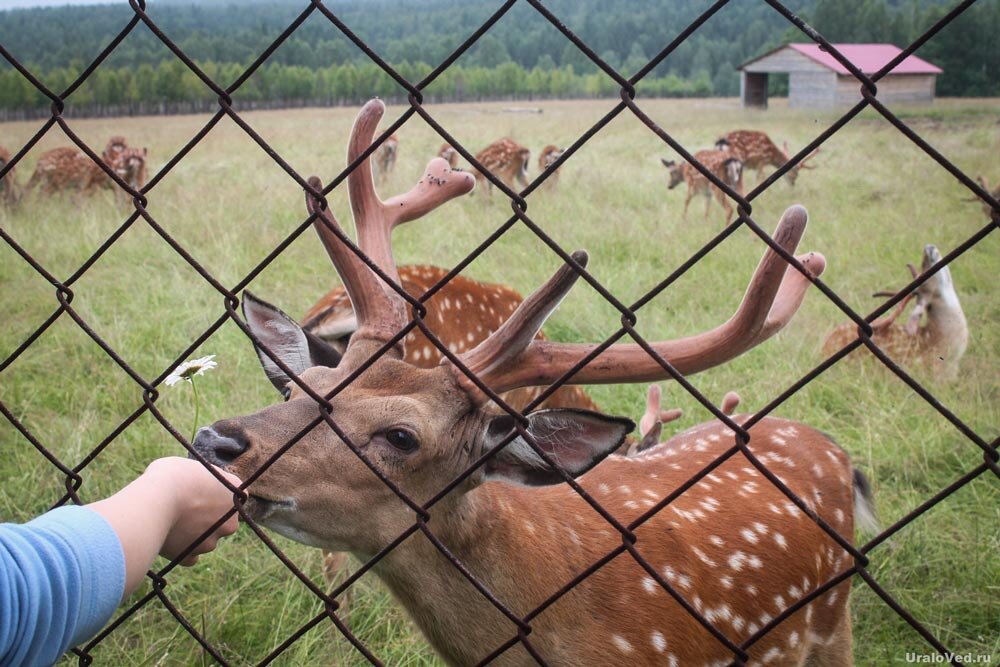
[822,244,967,379]
[628,384,742,455]
[102,135,129,165]
[661,149,745,223]
[473,138,530,195]
[193,100,871,666]
[538,144,564,187]
[0,145,22,206]
[716,130,819,187]
[27,139,147,199]
[372,133,398,184]
[438,143,459,169]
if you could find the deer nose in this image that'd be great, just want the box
[192,423,249,466]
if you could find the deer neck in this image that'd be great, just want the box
[366,483,581,666]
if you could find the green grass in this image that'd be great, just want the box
[1,97,997,666]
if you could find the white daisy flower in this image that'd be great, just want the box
[165,355,218,386]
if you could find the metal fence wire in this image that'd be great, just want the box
[1,0,998,665]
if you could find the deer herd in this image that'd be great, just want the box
[2,101,986,666]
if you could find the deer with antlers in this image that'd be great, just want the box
[0,145,22,206]
[716,130,819,187]
[661,149,745,224]
[193,100,872,666]
[822,244,967,379]
[968,175,1000,223]
[473,138,530,195]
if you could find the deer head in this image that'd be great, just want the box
[783,141,820,186]
[660,158,684,189]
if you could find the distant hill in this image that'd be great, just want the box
[0,0,994,117]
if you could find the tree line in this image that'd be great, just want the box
[0,0,995,119]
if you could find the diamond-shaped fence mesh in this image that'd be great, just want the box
[1,0,997,665]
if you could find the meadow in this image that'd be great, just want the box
[1,97,997,666]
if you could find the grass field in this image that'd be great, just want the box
[1,97,998,666]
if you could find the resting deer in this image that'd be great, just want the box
[194,100,867,666]
[716,130,819,187]
[27,138,148,200]
[628,384,742,455]
[0,145,22,206]
[438,143,459,169]
[372,133,398,184]
[661,150,744,223]
[473,138,530,195]
[102,135,129,165]
[537,144,564,188]
[822,244,967,379]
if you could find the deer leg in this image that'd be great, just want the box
[682,187,693,220]
[805,600,854,667]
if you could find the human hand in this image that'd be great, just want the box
[141,457,242,566]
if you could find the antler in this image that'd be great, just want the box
[303,100,475,351]
[453,205,825,400]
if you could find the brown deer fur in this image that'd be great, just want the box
[438,143,459,169]
[196,101,866,667]
[661,149,744,223]
[971,175,1000,223]
[0,145,22,206]
[538,144,564,187]
[474,138,530,195]
[27,137,146,199]
[716,130,818,187]
[822,245,967,379]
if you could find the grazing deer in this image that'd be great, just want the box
[968,175,999,223]
[193,100,872,667]
[716,130,819,187]
[438,143,459,170]
[0,145,22,206]
[473,138,530,195]
[661,150,744,223]
[538,144,564,187]
[372,133,398,184]
[822,244,967,379]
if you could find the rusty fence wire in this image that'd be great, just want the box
[1,0,998,665]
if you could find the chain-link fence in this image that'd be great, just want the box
[1,0,998,665]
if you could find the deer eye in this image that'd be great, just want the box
[385,428,419,453]
[281,385,292,401]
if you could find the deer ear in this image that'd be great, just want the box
[660,158,676,168]
[242,291,342,393]
[481,409,634,486]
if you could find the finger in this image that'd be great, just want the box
[180,555,200,567]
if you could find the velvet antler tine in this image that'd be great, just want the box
[304,175,404,345]
[384,158,475,226]
[456,205,824,396]
[460,251,588,381]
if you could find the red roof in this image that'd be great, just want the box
[788,43,942,75]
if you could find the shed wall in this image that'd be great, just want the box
[835,73,937,105]
[788,72,836,108]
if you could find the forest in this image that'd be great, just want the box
[0,0,996,117]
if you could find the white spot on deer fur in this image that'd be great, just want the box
[782,502,802,518]
[651,631,667,652]
[611,635,633,654]
[707,473,723,484]
[466,332,475,342]
[788,631,800,647]
[773,533,787,549]
[524,521,536,534]
[566,528,581,546]
[699,498,720,512]
[728,551,747,571]
[720,575,733,589]
[642,499,656,508]
[762,647,783,664]
[741,528,759,544]
[709,535,724,547]
[773,594,785,610]
[748,555,762,569]
[692,547,717,567]
[618,485,632,494]
[812,463,824,478]
[725,471,739,480]
[598,483,610,494]
[759,612,773,626]
[768,502,782,515]
[771,435,786,446]
[624,500,639,510]
[642,577,658,594]
[834,508,845,524]
[745,584,758,596]
[742,467,759,476]
[676,573,692,589]
[731,615,745,631]
[465,293,474,303]
[692,596,703,612]
[825,450,841,464]
[476,324,483,333]
[488,307,495,315]
[422,346,433,360]
[748,622,759,635]
[708,433,720,442]
[668,654,679,667]
[642,489,659,500]
[826,590,840,606]
[662,565,676,581]
[448,343,457,353]
[741,482,759,494]
[442,298,451,310]
[789,585,802,599]
[753,522,769,535]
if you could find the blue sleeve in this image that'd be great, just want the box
[0,505,126,667]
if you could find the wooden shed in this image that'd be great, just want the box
[739,43,942,109]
